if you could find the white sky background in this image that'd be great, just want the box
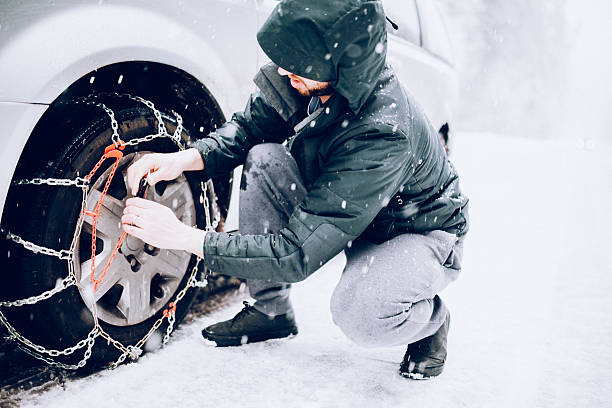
[564,0,612,148]
[436,0,612,147]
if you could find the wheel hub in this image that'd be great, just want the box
[74,151,196,326]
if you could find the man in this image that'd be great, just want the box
[122,0,468,379]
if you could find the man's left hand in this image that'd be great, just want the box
[122,197,205,257]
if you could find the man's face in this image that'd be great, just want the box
[277,67,333,98]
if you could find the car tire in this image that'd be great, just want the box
[1,97,211,366]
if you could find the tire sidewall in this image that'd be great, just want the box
[11,105,205,364]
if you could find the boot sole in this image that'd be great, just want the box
[399,365,444,380]
[202,327,298,347]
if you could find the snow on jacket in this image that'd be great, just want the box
[190,0,469,283]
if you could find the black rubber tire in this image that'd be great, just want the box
[1,98,210,367]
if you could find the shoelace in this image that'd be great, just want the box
[231,301,256,326]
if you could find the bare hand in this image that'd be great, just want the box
[122,197,205,257]
[126,149,204,196]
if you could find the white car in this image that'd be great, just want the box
[0,0,457,367]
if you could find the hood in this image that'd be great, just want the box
[257,0,388,114]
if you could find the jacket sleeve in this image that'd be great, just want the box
[189,91,294,179]
[202,127,411,283]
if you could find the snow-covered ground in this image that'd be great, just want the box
[13,132,612,407]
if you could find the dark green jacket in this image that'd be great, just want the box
[191,0,468,283]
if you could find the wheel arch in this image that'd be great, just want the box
[0,3,259,217]
[0,3,252,109]
[1,60,235,223]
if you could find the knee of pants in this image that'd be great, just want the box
[330,284,414,347]
[244,143,288,174]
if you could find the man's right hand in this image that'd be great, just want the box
[126,148,204,196]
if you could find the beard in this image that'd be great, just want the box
[297,82,334,97]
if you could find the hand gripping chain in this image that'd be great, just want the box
[0,94,212,371]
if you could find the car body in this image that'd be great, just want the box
[0,0,457,231]
[0,0,458,366]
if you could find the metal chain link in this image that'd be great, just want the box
[191,276,209,288]
[171,110,184,145]
[3,229,73,260]
[0,309,98,357]
[109,258,203,368]
[125,94,168,136]
[109,352,129,369]
[201,181,214,232]
[98,329,130,356]
[191,185,211,289]
[191,254,209,288]
[162,314,176,346]
[17,344,80,371]
[1,93,212,371]
[12,177,89,188]
[16,335,96,371]
[0,275,76,307]
[64,96,122,148]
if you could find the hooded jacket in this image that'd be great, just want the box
[190,0,469,283]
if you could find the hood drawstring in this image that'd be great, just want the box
[307,97,321,115]
[385,16,399,31]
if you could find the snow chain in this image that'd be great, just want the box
[0,93,214,371]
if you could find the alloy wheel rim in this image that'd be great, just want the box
[74,151,196,326]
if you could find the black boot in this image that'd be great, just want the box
[201,301,298,347]
[399,312,450,379]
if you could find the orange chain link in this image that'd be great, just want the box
[163,302,177,318]
[84,142,126,290]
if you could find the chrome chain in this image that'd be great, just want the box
[171,110,184,146]
[3,93,185,270]
[93,92,184,149]
[125,94,168,136]
[12,177,89,188]
[0,309,98,358]
[162,313,176,346]
[109,258,203,368]
[0,275,76,307]
[191,277,209,288]
[16,335,96,371]
[200,181,220,231]
[98,329,130,355]
[3,229,73,260]
[120,106,184,148]
[1,93,212,370]
[64,96,121,147]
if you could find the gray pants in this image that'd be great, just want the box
[240,144,463,347]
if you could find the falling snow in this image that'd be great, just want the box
[5,0,611,404]
[9,133,612,408]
